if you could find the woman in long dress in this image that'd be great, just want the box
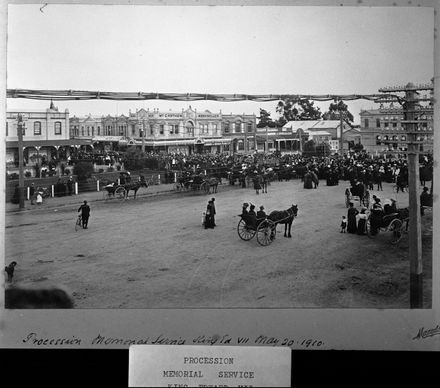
[303,171,313,189]
[347,202,359,233]
[253,174,262,195]
[204,200,215,229]
[357,208,367,235]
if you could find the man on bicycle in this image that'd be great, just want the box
[78,200,91,229]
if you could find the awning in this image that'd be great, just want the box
[275,138,300,142]
[204,138,232,145]
[6,139,93,148]
[131,138,232,146]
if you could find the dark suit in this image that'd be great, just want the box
[78,204,91,228]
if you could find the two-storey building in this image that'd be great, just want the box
[359,104,434,155]
[6,102,90,176]
[70,106,257,154]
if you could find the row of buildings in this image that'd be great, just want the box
[5,101,434,174]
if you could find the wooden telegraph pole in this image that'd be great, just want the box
[378,81,434,308]
[17,113,26,209]
[141,120,145,153]
[405,83,423,308]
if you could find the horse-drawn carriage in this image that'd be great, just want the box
[365,205,409,245]
[345,183,370,208]
[274,164,296,181]
[102,174,148,200]
[174,172,219,194]
[228,165,245,185]
[237,204,298,246]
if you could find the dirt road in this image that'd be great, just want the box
[5,179,432,308]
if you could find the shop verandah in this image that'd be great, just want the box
[6,139,93,178]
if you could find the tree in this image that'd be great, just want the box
[73,161,94,182]
[303,139,316,154]
[256,109,277,128]
[316,142,331,156]
[353,143,364,152]
[323,100,354,123]
[276,99,322,123]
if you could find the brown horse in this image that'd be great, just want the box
[124,179,148,199]
[267,204,298,238]
[206,177,220,194]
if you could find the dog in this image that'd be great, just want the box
[5,261,17,282]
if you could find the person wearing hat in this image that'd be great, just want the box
[420,186,432,215]
[257,205,266,220]
[241,203,249,216]
[29,182,35,205]
[256,205,267,228]
[204,200,215,229]
[67,176,74,196]
[369,202,384,235]
[77,200,91,229]
[248,204,257,229]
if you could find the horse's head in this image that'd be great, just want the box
[291,204,298,217]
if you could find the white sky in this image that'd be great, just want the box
[6,5,434,124]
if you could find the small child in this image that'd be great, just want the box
[340,216,347,233]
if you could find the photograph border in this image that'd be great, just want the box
[1,0,439,351]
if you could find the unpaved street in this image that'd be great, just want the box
[5,179,432,308]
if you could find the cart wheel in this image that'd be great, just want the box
[366,218,378,239]
[115,186,126,199]
[389,219,403,245]
[237,219,256,241]
[257,220,276,246]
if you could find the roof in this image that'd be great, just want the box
[282,120,318,131]
[282,120,344,131]
[309,130,331,136]
[343,126,361,134]
[311,120,341,129]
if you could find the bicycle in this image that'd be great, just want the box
[75,214,82,231]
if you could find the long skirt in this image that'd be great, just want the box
[303,175,313,189]
[347,215,357,233]
[357,218,366,235]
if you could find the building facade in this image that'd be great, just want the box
[70,107,257,155]
[359,104,434,155]
[6,102,90,177]
[279,120,353,154]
